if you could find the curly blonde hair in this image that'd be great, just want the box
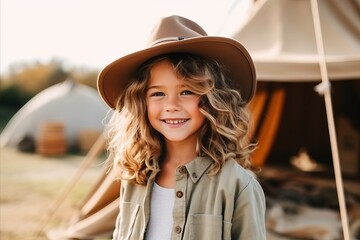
[105,53,256,185]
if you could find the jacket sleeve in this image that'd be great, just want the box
[232,176,266,239]
[112,183,123,240]
[113,209,121,240]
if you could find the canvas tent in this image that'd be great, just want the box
[222,0,360,163]
[0,79,110,151]
[223,0,360,81]
[45,0,360,239]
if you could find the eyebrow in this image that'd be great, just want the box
[147,85,161,90]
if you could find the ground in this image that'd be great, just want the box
[0,147,106,240]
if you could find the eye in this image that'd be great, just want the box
[181,90,194,95]
[150,92,164,97]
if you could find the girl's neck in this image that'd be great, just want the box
[163,140,198,167]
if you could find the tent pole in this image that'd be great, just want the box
[310,0,350,239]
[36,133,107,236]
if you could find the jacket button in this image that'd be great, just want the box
[175,225,182,234]
[176,191,183,198]
[179,166,187,174]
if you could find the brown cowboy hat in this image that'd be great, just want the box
[97,15,256,109]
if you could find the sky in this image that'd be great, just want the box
[0,0,252,75]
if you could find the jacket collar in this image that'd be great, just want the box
[184,156,213,183]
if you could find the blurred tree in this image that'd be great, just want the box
[1,59,68,95]
[70,67,99,89]
[0,59,99,129]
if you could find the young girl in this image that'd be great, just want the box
[98,15,266,240]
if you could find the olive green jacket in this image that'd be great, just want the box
[113,156,266,240]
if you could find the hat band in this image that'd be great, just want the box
[150,37,185,47]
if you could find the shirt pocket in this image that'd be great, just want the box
[190,214,230,240]
[113,202,140,240]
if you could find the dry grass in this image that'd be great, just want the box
[0,147,105,240]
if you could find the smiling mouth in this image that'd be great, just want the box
[162,119,189,124]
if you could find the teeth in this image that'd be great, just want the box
[164,119,187,124]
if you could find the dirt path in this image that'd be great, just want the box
[0,147,105,240]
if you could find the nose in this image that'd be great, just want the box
[164,95,180,112]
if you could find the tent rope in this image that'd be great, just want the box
[310,0,351,239]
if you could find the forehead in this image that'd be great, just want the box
[148,60,184,87]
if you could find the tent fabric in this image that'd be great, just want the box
[47,199,119,239]
[47,164,120,239]
[78,168,120,218]
[0,79,110,148]
[249,87,286,166]
[225,0,360,81]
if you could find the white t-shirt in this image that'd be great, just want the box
[145,182,175,240]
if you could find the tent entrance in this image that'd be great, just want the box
[251,80,360,179]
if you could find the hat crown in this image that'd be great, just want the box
[147,15,208,46]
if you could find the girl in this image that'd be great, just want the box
[98,15,266,240]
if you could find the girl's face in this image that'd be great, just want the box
[146,60,205,145]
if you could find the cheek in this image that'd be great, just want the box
[196,111,206,125]
[188,99,203,115]
[146,101,159,123]
[188,102,206,124]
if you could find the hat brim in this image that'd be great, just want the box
[97,36,256,109]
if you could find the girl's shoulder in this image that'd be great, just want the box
[221,158,255,177]
[217,159,259,189]
[218,160,265,200]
